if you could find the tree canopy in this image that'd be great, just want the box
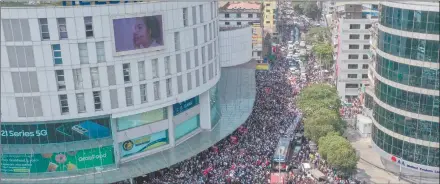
[293,2,321,20]
[296,83,341,116]
[312,43,333,68]
[318,133,359,176]
[306,27,330,45]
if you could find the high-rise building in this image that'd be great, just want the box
[366,1,439,182]
[331,2,379,102]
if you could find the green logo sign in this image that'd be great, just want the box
[1,146,115,173]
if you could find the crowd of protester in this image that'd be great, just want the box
[111,15,366,184]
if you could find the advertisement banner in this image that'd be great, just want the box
[1,118,111,144]
[1,146,115,173]
[256,64,270,70]
[120,130,168,158]
[173,96,200,116]
[116,108,167,131]
[113,15,164,52]
[252,24,263,51]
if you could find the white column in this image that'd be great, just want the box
[167,105,175,147]
[199,90,212,130]
[110,118,121,166]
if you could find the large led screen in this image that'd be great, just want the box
[113,15,164,52]
[1,146,115,173]
[1,117,111,144]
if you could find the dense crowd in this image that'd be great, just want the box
[124,53,304,184]
[112,12,365,184]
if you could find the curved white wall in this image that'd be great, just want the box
[219,26,252,67]
[0,1,220,122]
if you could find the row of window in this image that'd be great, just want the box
[373,103,439,142]
[3,3,216,42]
[56,64,216,115]
[59,47,215,90]
[348,34,371,40]
[372,125,439,167]
[374,79,439,117]
[224,21,256,26]
[348,54,369,60]
[377,30,439,63]
[349,24,372,30]
[375,55,439,90]
[347,64,369,69]
[347,73,369,79]
[379,5,440,35]
[223,13,261,18]
[175,22,217,51]
[183,2,216,27]
[348,44,370,50]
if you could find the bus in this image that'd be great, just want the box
[272,138,292,171]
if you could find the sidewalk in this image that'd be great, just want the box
[345,128,408,184]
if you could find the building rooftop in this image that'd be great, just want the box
[220,2,261,10]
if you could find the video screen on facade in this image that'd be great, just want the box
[1,146,115,173]
[1,117,111,144]
[113,15,164,52]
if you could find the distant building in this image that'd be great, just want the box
[262,1,277,34]
[218,2,263,61]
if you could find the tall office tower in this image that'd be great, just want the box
[331,2,379,102]
[366,1,439,182]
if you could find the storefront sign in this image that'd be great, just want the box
[120,130,168,158]
[173,96,199,116]
[390,156,439,174]
[1,146,115,173]
[1,117,111,144]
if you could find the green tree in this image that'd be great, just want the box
[296,83,341,116]
[303,2,320,20]
[312,43,333,69]
[293,4,303,15]
[306,27,330,44]
[319,133,359,176]
[304,112,337,143]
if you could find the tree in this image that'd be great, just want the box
[303,2,320,20]
[319,133,359,176]
[312,43,333,68]
[304,113,337,143]
[306,27,330,44]
[293,4,303,15]
[296,83,341,116]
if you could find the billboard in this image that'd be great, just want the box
[256,63,270,70]
[113,15,164,52]
[1,146,115,173]
[252,23,263,51]
[1,117,111,144]
[120,130,168,158]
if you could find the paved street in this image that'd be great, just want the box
[345,128,409,184]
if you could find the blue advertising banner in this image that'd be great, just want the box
[120,130,168,158]
[173,96,199,116]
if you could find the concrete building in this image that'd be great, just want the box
[365,1,439,183]
[218,2,263,61]
[262,1,277,34]
[331,2,379,102]
[0,1,255,183]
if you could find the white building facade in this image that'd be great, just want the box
[0,1,244,183]
[332,3,378,102]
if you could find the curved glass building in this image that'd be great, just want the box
[366,1,439,182]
